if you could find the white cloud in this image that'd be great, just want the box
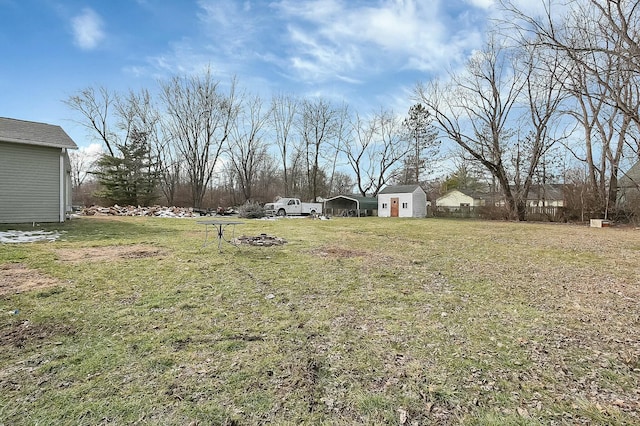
[274,0,487,80]
[466,0,494,9]
[71,8,105,50]
[138,0,491,109]
[81,142,103,159]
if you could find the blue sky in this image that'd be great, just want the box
[1,0,502,150]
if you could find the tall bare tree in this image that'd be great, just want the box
[415,36,526,219]
[341,109,412,196]
[510,43,568,217]
[298,98,341,200]
[160,70,239,208]
[325,102,350,196]
[228,93,270,202]
[501,0,640,125]
[500,0,640,216]
[342,111,377,196]
[270,93,299,196]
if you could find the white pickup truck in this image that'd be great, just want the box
[264,198,323,217]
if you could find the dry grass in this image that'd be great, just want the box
[0,216,638,425]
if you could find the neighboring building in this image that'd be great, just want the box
[323,194,378,217]
[524,184,566,207]
[0,117,78,223]
[378,184,427,218]
[436,189,486,208]
[618,161,640,208]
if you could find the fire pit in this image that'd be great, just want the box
[233,234,287,247]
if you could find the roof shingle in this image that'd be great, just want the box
[0,117,77,149]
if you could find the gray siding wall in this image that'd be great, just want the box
[0,142,61,223]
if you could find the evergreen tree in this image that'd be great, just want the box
[401,103,438,184]
[92,129,159,205]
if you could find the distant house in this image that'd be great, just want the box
[323,194,378,217]
[618,161,640,208]
[0,117,78,223]
[378,184,427,218]
[524,184,566,207]
[436,189,486,208]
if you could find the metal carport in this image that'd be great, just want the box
[323,195,378,217]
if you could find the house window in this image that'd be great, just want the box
[460,203,470,207]
[402,202,408,209]
[382,203,388,209]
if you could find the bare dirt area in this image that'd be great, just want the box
[0,320,76,349]
[55,244,166,263]
[311,245,368,258]
[0,263,62,296]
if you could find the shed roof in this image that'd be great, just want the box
[379,184,424,195]
[0,117,78,150]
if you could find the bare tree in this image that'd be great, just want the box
[501,0,640,216]
[563,60,638,216]
[159,70,239,208]
[228,93,270,202]
[65,86,117,156]
[155,127,183,206]
[270,93,299,196]
[298,98,341,200]
[69,149,97,189]
[415,36,526,219]
[509,43,569,217]
[342,111,377,196]
[325,102,350,196]
[500,0,640,125]
[341,109,412,196]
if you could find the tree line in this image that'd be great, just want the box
[69,0,640,221]
[68,69,437,210]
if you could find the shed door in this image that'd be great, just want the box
[391,197,399,217]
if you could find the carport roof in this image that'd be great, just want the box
[324,194,378,210]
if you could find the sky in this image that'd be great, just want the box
[1,0,506,152]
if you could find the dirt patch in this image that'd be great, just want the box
[0,263,62,296]
[311,246,367,258]
[55,244,166,263]
[0,320,76,348]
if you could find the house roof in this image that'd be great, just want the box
[619,161,640,188]
[525,184,565,201]
[0,117,78,150]
[379,184,424,195]
[438,189,487,201]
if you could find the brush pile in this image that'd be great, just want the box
[81,205,199,218]
[234,234,287,246]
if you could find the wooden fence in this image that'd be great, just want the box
[432,205,563,221]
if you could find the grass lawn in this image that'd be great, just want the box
[1,216,639,425]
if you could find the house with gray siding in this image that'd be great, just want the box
[618,160,640,208]
[0,117,78,223]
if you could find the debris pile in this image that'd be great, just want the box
[234,234,287,247]
[81,205,199,218]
